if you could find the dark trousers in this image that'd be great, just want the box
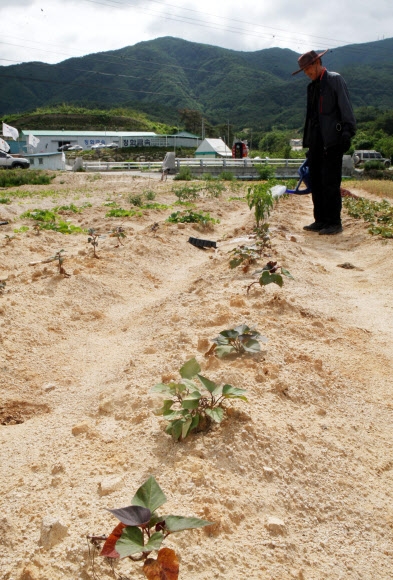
[308,144,343,226]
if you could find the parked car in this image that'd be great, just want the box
[57,144,72,152]
[105,142,119,149]
[353,150,391,168]
[0,150,30,169]
[91,142,105,149]
[68,145,83,151]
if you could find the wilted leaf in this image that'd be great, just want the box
[100,522,125,558]
[204,344,216,357]
[179,358,201,379]
[164,515,214,532]
[143,548,179,580]
[229,258,242,269]
[205,407,224,423]
[106,505,151,527]
[131,476,166,513]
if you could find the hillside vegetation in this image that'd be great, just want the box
[2,36,393,133]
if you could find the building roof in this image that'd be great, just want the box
[22,130,157,137]
[195,138,232,157]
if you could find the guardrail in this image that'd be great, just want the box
[81,157,305,172]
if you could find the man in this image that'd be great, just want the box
[293,50,356,235]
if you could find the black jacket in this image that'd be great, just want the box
[303,69,356,149]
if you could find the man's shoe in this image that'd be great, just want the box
[303,222,325,231]
[319,224,343,235]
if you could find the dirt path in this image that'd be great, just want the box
[1,173,393,580]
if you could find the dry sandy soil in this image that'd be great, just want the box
[1,172,393,580]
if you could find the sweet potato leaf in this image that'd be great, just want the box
[222,384,248,401]
[179,357,201,379]
[164,515,213,532]
[205,407,224,423]
[131,476,167,513]
[106,505,151,527]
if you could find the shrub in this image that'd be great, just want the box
[174,166,192,181]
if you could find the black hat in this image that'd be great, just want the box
[292,49,329,75]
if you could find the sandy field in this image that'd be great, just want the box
[0,171,392,580]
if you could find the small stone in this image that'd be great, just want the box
[42,383,56,393]
[266,516,286,534]
[39,516,68,549]
[263,466,274,477]
[71,421,91,436]
[99,475,123,496]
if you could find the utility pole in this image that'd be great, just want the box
[227,120,230,146]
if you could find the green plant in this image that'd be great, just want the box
[144,189,156,201]
[343,195,393,238]
[218,171,234,181]
[254,164,275,180]
[0,197,10,204]
[229,246,260,272]
[246,182,274,227]
[166,210,219,225]
[152,358,247,441]
[247,261,293,293]
[87,228,103,258]
[19,209,83,234]
[89,476,212,579]
[209,324,268,358]
[109,226,126,247]
[204,180,225,197]
[29,250,70,277]
[0,170,54,188]
[173,166,192,181]
[172,183,200,202]
[105,208,141,218]
[129,194,144,206]
[13,226,29,234]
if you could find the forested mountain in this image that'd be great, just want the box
[1,36,393,132]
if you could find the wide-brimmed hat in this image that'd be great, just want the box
[292,49,329,75]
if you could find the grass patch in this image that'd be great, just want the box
[0,197,11,204]
[351,180,393,200]
[166,210,219,225]
[105,208,142,218]
[19,208,84,234]
[0,170,55,188]
[4,188,61,199]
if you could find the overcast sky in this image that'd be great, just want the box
[1,0,392,66]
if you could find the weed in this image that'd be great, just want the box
[0,279,6,293]
[13,226,29,234]
[247,261,293,293]
[105,208,141,218]
[166,210,219,225]
[152,357,247,441]
[209,324,268,358]
[174,166,192,181]
[144,190,156,201]
[204,180,225,197]
[103,200,118,207]
[19,209,84,234]
[218,171,234,181]
[0,170,54,188]
[172,184,200,202]
[56,203,83,213]
[87,173,102,182]
[246,182,274,227]
[88,476,211,579]
[129,194,144,207]
[254,164,275,180]
[0,197,11,204]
